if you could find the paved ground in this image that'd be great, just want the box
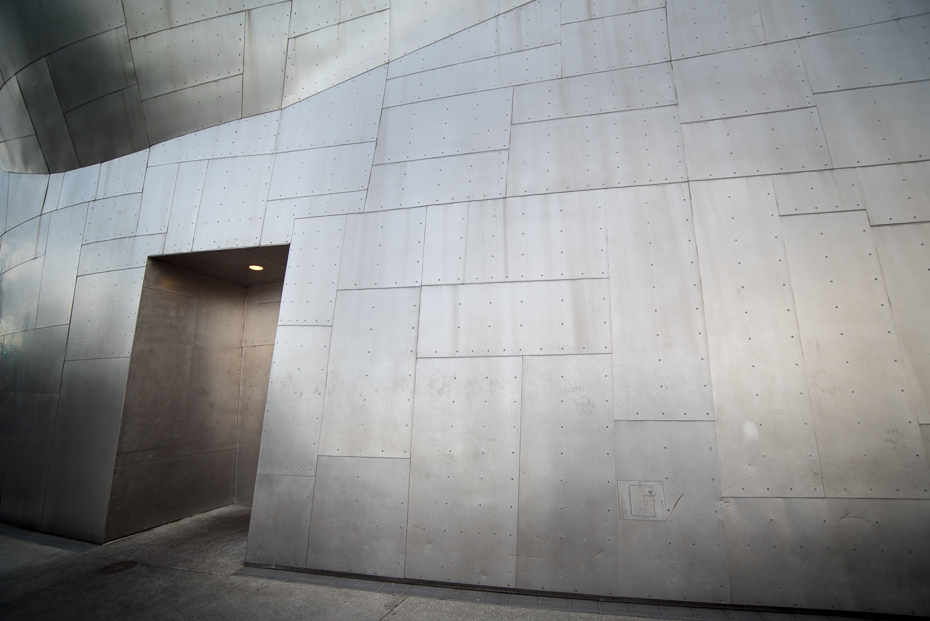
[0,506,867,621]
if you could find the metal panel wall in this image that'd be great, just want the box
[123,0,282,37]
[242,2,290,117]
[561,0,665,23]
[0,77,36,142]
[561,9,670,76]
[35,203,87,328]
[268,143,375,200]
[16,58,79,172]
[58,164,100,209]
[63,85,149,167]
[388,0,499,60]
[246,473,315,567]
[277,215,345,325]
[758,0,920,42]
[0,324,69,394]
[261,192,366,245]
[337,208,426,289]
[82,194,143,244]
[77,234,165,276]
[421,203,469,285]
[5,173,48,230]
[41,173,63,214]
[287,0,339,38]
[65,267,145,361]
[858,162,930,225]
[0,392,58,529]
[46,26,136,113]
[95,150,148,200]
[163,160,208,254]
[136,163,178,235]
[772,169,864,216]
[148,111,280,166]
[0,217,40,274]
[0,136,48,175]
[667,0,764,59]
[0,257,43,335]
[192,155,274,251]
[142,75,244,146]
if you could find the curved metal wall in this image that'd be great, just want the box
[2,0,930,615]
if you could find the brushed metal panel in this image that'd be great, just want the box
[0,217,40,274]
[142,75,243,145]
[383,45,561,107]
[561,9,670,77]
[261,192,366,245]
[682,108,832,179]
[16,58,79,173]
[237,343,275,504]
[0,77,36,141]
[780,210,930,498]
[282,11,390,107]
[192,155,274,251]
[0,171,6,231]
[508,106,686,195]
[124,0,283,37]
[723,498,930,615]
[82,193,143,244]
[136,163,178,235]
[41,356,130,542]
[46,26,136,113]
[277,215,345,325]
[64,86,149,167]
[288,0,340,37]
[422,203,468,285]
[36,203,87,328]
[561,0,665,24]
[512,63,676,124]
[337,208,426,289]
[96,150,148,200]
[5,173,48,231]
[41,173,63,214]
[59,164,100,209]
[615,421,729,603]
[65,267,145,360]
[242,2,290,117]
[464,192,608,283]
[277,66,385,152]
[341,0,390,22]
[816,82,930,168]
[0,324,68,394]
[319,287,419,457]
[148,111,280,165]
[690,177,822,497]
[35,213,50,258]
[0,257,42,335]
[77,234,165,276]
[607,184,714,421]
[419,279,612,357]
[858,161,930,225]
[256,325,331,476]
[374,89,512,165]
[306,455,409,577]
[246,473,315,567]
[0,392,58,529]
[365,151,507,212]
[388,0,499,61]
[242,282,283,347]
[517,354,618,596]
[0,136,48,175]
[269,143,374,200]
[759,0,922,42]
[405,357,522,586]
[674,41,812,123]
[163,160,208,254]
[773,169,864,216]
[667,0,764,60]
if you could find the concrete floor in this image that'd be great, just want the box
[0,506,863,621]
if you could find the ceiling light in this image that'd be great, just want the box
[248,265,264,271]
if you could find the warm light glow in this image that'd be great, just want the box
[248,265,264,271]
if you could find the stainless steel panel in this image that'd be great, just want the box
[561,0,665,24]
[0,136,48,175]
[0,257,42,335]
[382,44,561,107]
[667,0,764,60]
[464,192,608,283]
[236,342,275,504]
[306,455,409,577]
[723,498,930,615]
[607,184,714,421]
[815,82,930,168]
[561,9,669,77]
[242,2,290,117]
[163,160,208,254]
[858,161,930,225]
[282,11,390,107]
[288,0,340,37]
[260,191,366,245]
[41,173,63,214]
[268,143,374,200]
[405,357,521,586]
[773,169,864,216]
[77,234,165,276]
[781,211,930,498]
[82,194,143,244]
[136,163,178,235]
[35,213,50,258]
[242,283,283,347]
[690,177,822,497]
[59,165,100,209]
[759,0,919,42]
[422,203,468,285]
[508,106,686,195]
[277,215,345,325]
[124,0,283,37]
[682,108,832,179]
[64,85,149,167]
[0,77,36,141]
[319,287,419,457]
[277,66,385,152]
[35,203,88,328]
[512,63,676,124]
[365,151,507,212]
[341,0,390,22]
[337,208,426,289]
[149,111,280,166]
[0,325,68,393]
[5,173,48,230]
[0,217,40,274]
[516,354,618,596]
[96,150,148,200]
[256,325,332,476]
[388,0,499,61]
[0,392,58,529]
[65,267,145,360]
[41,356,130,543]
[418,279,612,357]
[192,155,274,251]
[16,58,79,172]
[246,473,315,567]
[615,421,729,603]
[373,89,512,165]
[873,223,930,425]
[46,26,136,112]
[142,75,243,145]
[0,171,6,231]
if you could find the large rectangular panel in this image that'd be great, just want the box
[236,341,275,504]
[260,191,366,245]
[607,184,714,420]
[0,324,69,393]
[0,217,39,274]
[337,208,426,289]
[163,160,208,254]
[35,203,87,328]
[77,234,165,276]
[373,89,512,165]
[419,279,612,357]
[136,163,178,235]
[615,421,729,603]
[421,202,468,285]
[246,473,315,567]
[65,268,145,360]
[682,108,832,179]
[405,357,521,586]
[268,143,374,200]
[319,287,419,457]
[148,111,280,166]
[64,86,149,168]
[816,82,930,168]
[517,354,618,596]
[508,106,686,195]
[388,0,499,61]
[124,0,281,37]
[5,173,48,230]
[142,75,243,145]
[0,392,58,529]
[59,164,100,209]
[0,257,42,335]
[277,215,345,325]
[95,150,148,200]
[782,211,930,498]
[858,161,930,225]
[242,2,290,117]
[690,177,822,497]
[82,193,143,244]
[306,455,409,577]
[773,168,864,216]
[561,9,670,76]
[0,136,48,175]
[561,0,665,23]
[759,0,924,42]
[46,26,136,113]
[0,77,35,141]
[667,0,764,60]
[16,58,79,172]
[192,155,274,251]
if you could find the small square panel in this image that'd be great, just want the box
[619,481,666,521]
